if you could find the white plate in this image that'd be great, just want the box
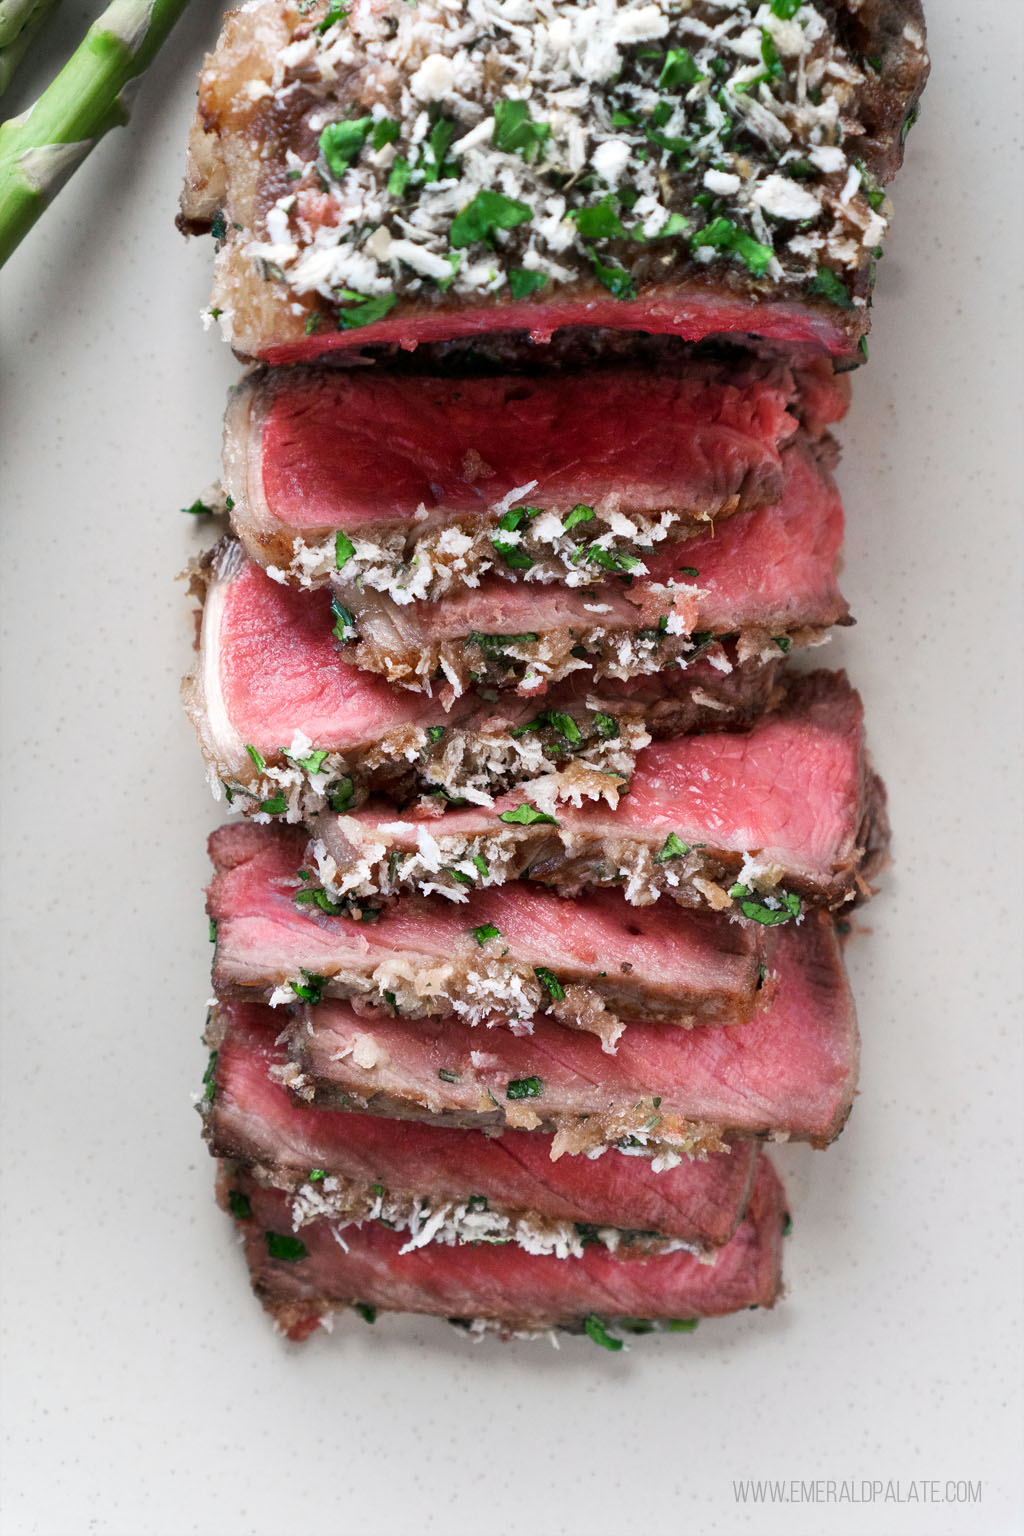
[1,5,1021,1533]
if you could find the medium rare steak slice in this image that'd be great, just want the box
[205,1003,761,1256]
[309,670,889,916]
[269,917,857,1156]
[187,539,783,820]
[218,1154,787,1341]
[335,437,850,693]
[224,357,847,597]
[180,0,927,365]
[207,822,773,1048]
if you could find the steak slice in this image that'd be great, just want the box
[217,1154,787,1341]
[310,670,890,916]
[180,1,927,365]
[187,538,783,820]
[205,1002,762,1256]
[268,916,857,1155]
[207,822,773,1049]
[334,436,849,693]
[224,357,847,597]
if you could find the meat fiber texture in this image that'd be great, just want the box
[222,354,848,597]
[179,0,927,365]
[185,538,786,820]
[310,669,891,915]
[205,1001,762,1254]
[217,1153,787,1341]
[327,434,850,693]
[207,821,774,1048]
[256,915,858,1155]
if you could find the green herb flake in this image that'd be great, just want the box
[808,265,854,309]
[182,498,214,516]
[492,98,551,163]
[546,712,582,745]
[492,537,534,571]
[592,712,619,740]
[289,747,329,774]
[259,792,288,815]
[291,970,327,1004]
[331,596,357,643]
[384,990,399,1013]
[471,923,501,946]
[335,290,398,330]
[471,855,490,879]
[760,27,783,79]
[770,0,802,13]
[467,630,539,655]
[308,1168,326,1182]
[316,3,348,32]
[498,803,558,827]
[426,725,445,744]
[858,335,869,361]
[691,217,773,277]
[508,268,547,300]
[466,1194,489,1213]
[534,967,565,1002]
[208,917,217,944]
[355,1302,376,1323]
[728,884,802,926]
[583,1314,623,1351]
[585,245,637,301]
[265,1231,308,1262]
[666,1318,699,1332]
[304,312,322,335]
[678,565,699,577]
[371,116,399,149]
[773,635,792,654]
[210,211,227,242]
[245,744,266,773]
[655,832,691,863]
[320,117,373,179]
[227,1189,251,1220]
[420,119,458,184]
[658,47,704,89]
[438,1067,461,1084]
[563,503,594,532]
[327,776,355,814]
[570,196,628,240]
[335,530,356,569]
[782,1212,794,1236]
[449,190,532,249]
[202,1049,218,1103]
[506,1076,543,1100]
[387,156,411,196]
[579,544,640,574]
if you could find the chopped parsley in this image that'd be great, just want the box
[227,1189,251,1220]
[387,156,411,197]
[467,630,538,654]
[328,776,355,813]
[658,47,704,89]
[471,923,501,946]
[498,803,558,827]
[316,3,348,32]
[426,725,445,744]
[585,244,637,301]
[202,1050,218,1102]
[563,504,594,532]
[534,967,565,1001]
[208,917,217,944]
[782,1212,794,1237]
[210,211,226,242]
[371,117,399,150]
[492,98,551,163]
[508,268,547,300]
[471,855,489,879]
[773,635,792,654]
[258,792,288,815]
[308,1169,326,1182]
[320,117,372,179]
[729,883,802,925]
[666,1318,699,1332]
[691,217,773,277]
[336,290,397,330]
[492,537,534,571]
[265,1231,308,1262]
[466,1194,489,1213]
[583,1315,623,1352]
[330,596,357,643]
[575,544,641,575]
[770,0,802,14]
[291,970,327,1004]
[571,195,628,240]
[355,1303,376,1323]
[808,265,853,309]
[383,990,399,1013]
[245,744,266,773]
[335,530,355,569]
[181,498,214,516]
[678,565,699,578]
[450,189,532,249]
[654,832,691,863]
[593,712,619,740]
[506,1076,543,1100]
[287,746,329,774]
[760,28,783,81]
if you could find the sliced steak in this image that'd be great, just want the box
[205,1003,761,1255]
[217,1153,787,1341]
[181,1,927,365]
[224,357,848,596]
[310,670,890,915]
[186,539,784,819]
[264,916,857,1154]
[208,822,773,1047]
[336,437,850,693]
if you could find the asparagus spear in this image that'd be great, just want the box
[0,2,61,101]
[0,0,190,266]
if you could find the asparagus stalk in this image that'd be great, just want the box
[0,2,61,101]
[0,0,190,266]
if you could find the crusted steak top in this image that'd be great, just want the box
[182,0,928,360]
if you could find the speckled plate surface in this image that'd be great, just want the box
[1,5,1021,1533]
